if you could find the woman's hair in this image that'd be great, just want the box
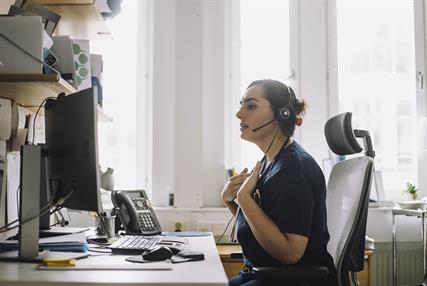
[248,79,306,137]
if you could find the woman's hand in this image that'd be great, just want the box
[221,168,249,203]
[237,161,261,201]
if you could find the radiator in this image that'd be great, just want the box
[373,242,423,286]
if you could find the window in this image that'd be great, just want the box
[335,1,416,200]
[91,1,143,191]
[239,0,290,169]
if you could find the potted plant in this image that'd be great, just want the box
[405,182,418,201]
[399,182,425,210]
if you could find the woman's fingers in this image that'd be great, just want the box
[230,177,249,187]
[230,173,249,182]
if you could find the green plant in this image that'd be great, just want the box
[405,182,418,200]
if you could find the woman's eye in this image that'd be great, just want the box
[247,104,257,110]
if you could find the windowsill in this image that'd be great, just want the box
[368,200,396,211]
[153,206,228,212]
[368,206,394,212]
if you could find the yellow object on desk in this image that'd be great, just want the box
[42,258,77,267]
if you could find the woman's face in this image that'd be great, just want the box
[236,85,276,143]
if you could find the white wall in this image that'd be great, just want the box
[152,0,227,208]
[152,0,177,207]
[290,0,330,165]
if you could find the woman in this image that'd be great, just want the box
[221,79,338,286]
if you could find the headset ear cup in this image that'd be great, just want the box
[279,107,290,121]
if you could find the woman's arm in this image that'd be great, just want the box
[237,162,308,265]
[237,192,308,264]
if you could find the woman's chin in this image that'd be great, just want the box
[240,133,253,142]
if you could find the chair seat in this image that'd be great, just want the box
[252,265,329,279]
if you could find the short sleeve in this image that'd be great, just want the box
[265,165,314,237]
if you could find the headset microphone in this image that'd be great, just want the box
[252,119,275,132]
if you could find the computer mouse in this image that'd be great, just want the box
[142,246,173,261]
[167,246,183,255]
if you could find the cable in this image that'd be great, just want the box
[86,239,111,249]
[216,128,285,244]
[0,189,74,234]
[215,215,234,245]
[0,199,52,233]
[31,96,57,145]
[49,221,61,227]
[56,209,69,227]
[264,126,280,159]
[50,205,63,215]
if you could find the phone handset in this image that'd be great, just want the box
[111,190,162,236]
[112,191,142,234]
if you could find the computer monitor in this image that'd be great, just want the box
[1,87,103,260]
[44,87,102,213]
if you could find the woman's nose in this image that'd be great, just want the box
[236,108,243,119]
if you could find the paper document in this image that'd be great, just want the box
[37,261,172,271]
[6,152,20,225]
[0,98,11,140]
[0,250,89,263]
[39,233,87,244]
[41,226,90,235]
[0,233,88,253]
[0,161,5,229]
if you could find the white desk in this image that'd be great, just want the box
[0,235,228,286]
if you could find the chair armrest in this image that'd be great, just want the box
[252,265,329,279]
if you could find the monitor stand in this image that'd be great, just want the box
[19,145,42,259]
[0,145,60,262]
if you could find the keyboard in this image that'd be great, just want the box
[109,235,163,254]
[108,235,188,254]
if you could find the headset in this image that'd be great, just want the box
[277,84,293,121]
[252,84,294,132]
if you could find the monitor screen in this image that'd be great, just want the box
[44,87,102,212]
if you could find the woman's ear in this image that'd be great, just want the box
[295,116,303,126]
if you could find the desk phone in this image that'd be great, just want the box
[111,190,162,235]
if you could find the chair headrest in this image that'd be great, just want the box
[324,112,363,155]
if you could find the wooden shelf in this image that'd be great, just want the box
[0,74,113,122]
[0,74,76,107]
[32,0,94,4]
[37,3,111,40]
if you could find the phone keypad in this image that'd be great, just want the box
[138,212,157,232]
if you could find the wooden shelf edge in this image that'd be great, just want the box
[0,74,60,82]
[47,4,112,40]
[0,74,76,93]
[32,0,95,5]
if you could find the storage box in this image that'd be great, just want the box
[0,16,45,74]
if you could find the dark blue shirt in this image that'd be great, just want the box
[236,141,336,275]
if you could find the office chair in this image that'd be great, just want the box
[252,112,375,286]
